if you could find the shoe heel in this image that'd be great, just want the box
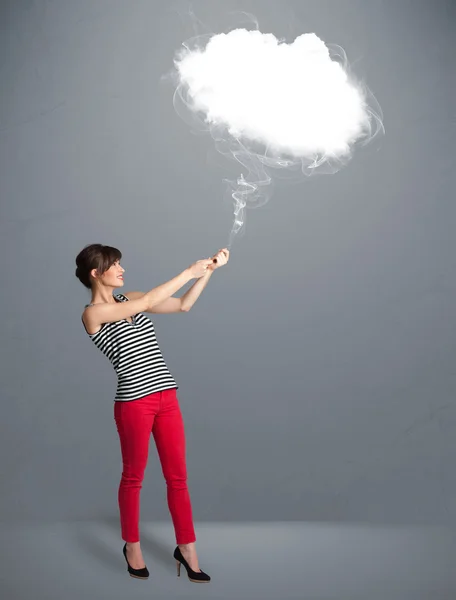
[173,546,210,583]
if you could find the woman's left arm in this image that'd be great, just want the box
[162,269,210,312]
[179,248,229,312]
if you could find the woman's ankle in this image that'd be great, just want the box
[178,542,195,550]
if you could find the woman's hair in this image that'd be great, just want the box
[75,244,122,289]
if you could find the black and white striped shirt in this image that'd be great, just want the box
[82,293,178,401]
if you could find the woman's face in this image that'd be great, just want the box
[94,259,125,287]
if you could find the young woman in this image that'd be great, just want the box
[75,243,229,583]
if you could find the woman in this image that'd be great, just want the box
[75,243,229,583]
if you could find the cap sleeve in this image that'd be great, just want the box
[114,293,129,302]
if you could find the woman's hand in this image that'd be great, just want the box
[187,258,214,279]
[207,248,230,271]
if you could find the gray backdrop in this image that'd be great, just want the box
[1,0,455,527]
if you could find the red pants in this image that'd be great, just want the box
[114,387,196,545]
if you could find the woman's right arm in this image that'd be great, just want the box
[84,268,193,330]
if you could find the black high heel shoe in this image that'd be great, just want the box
[173,546,211,583]
[122,543,149,579]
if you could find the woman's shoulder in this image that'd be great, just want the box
[81,309,104,336]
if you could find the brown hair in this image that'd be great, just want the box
[75,244,122,289]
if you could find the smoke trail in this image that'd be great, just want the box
[170,25,384,248]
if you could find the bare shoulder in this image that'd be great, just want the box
[82,306,101,335]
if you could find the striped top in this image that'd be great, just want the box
[82,293,178,402]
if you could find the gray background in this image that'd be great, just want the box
[1,0,455,531]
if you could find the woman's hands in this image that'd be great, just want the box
[207,248,230,272]
[187,248,230,279]
[187,258,214,279]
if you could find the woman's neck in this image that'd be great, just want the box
[90,289,117,305]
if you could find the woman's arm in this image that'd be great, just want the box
[171,248,228,312]
[124,271,213,313]
[180,269,213,311]
[122,293,183,314]
[124,249,229,314]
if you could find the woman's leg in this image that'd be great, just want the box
[114,394,158,542]
[152,388,196,545]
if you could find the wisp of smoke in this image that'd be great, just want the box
[171,27,384,248]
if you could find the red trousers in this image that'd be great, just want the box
[114,387,196,545]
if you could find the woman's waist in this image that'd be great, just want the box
[115,360,171,378]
